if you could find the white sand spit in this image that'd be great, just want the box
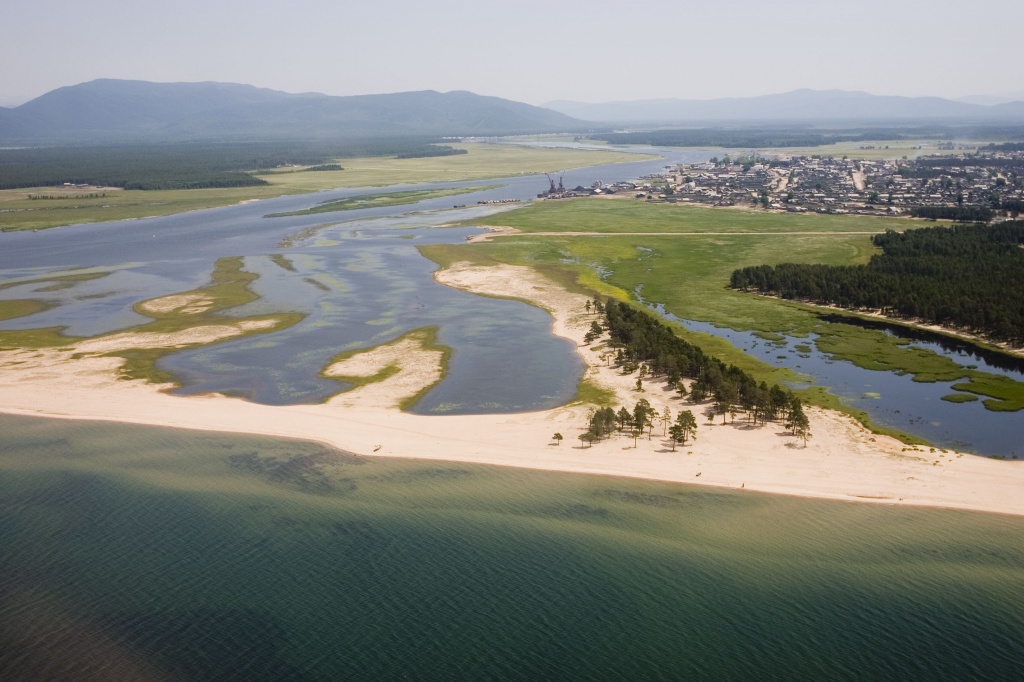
[1,266,1022,517]
[137,294,214,315]
[75,321,277,354]
[325,335,444,410]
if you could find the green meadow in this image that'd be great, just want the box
[0,144,651,232]
[479,197,913,233]
[425,198,1024,424]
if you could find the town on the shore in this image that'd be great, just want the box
[542,145,1024,222]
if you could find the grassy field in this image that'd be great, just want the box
[466,196,915,233]
[758,139,987,160]
[262,143,655,189]
[425,198,1024,426]
[676,139,986,161]
[264,185,500,218]
[0,143,653,232]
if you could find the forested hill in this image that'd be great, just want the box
[0,80,586,143]
[729,222,1024,344]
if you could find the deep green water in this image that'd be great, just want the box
[1,414,1022,681]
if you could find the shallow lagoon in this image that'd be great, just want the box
[0,151,703,414]
[1,414,1022,681]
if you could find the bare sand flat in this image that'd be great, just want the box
[1,263,1022,516]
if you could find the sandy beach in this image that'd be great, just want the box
[1,262,1022,517]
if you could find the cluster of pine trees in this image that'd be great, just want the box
[587,300,809,443]
[582,401,701,451]
[729,222,1024,344]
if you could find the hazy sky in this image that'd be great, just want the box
[3,0,1022,107]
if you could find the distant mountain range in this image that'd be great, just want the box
[0,79,586,143]
[543,89,1024,123]
[4,81,1023,145]
[956,91,1024,106]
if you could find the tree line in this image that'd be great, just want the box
[577,299,810,447]
[588,130,870,149]
[0,138,465,191]
[588,125,1024,150]
[395,146,468,159]
[911,206,993,222]
[730,222,1024,344]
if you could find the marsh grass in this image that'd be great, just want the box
[942,393,980,404]
[0,299,53,322]
[951,376,1024,412]
[0,271,111,292]
[572,378,616,407]
[464,196,913,234]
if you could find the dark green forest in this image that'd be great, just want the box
[911,206,994,221]
[0,140,463,190]
[730,222,1024,343]
[395,146,467,159]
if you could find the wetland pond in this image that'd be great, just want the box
[645,302,1024,457]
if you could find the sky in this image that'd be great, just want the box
[3,0,1023,107]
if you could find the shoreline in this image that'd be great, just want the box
[2,263,1023,518]
[787,298,1024,359]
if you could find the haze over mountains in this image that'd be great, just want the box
[2,80,1024,145]
[543,89,1024,124]
[0,80,585,143]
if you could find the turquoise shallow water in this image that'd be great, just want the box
[1,414,1022,681]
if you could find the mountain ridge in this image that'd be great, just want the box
[0,79,586,143]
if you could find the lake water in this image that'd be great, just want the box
[1,414,1022,681]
